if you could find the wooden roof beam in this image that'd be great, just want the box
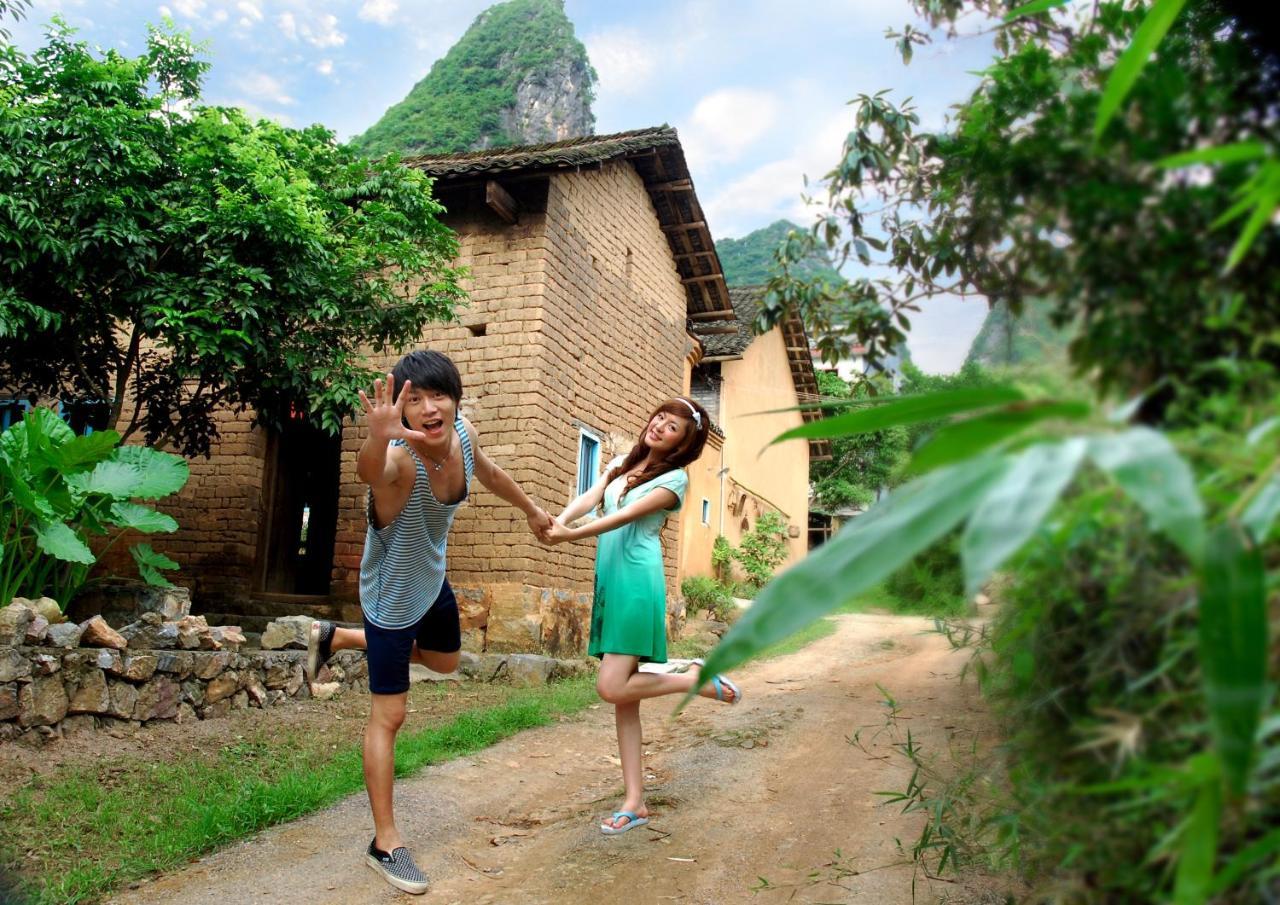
[485,180,519,224]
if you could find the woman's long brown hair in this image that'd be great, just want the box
[606,397,711,501]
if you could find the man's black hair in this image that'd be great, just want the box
[392,350,463,405]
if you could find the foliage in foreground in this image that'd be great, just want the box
[0,21,465,457]
[0,407,188,606]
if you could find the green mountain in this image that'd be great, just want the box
[350,0,596,158]
[965,298,1071,368]
[716,220,845,286]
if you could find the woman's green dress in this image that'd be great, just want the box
[587,459,689,663]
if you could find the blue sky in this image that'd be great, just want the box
[6,0,998,371]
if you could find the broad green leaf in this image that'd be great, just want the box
[910,401,1090,473]
[772,386,1024,445]
[1173,756,1221,905]
[19,405,76,469]
[50,429,119,471]
[691,455,1009,693]
[80,460,145,498]
[1089,428,1205,561]
[1199,522,1267,797]
[34,521,96,565]
[131,543,179,587]
[0,457,55,519]
[1003,0,1068,22]
[109,502,179,534]
[1159,142,1267,169]
[1094,0,1189,140]
[961,439,1087,594]
[1242,477,1280,543]
[111,445,190,499]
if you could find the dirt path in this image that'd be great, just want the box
[109,614,998,905]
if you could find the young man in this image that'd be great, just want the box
[306,350,552,895]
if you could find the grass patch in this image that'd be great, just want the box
[0,676,598,905]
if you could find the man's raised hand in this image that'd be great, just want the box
[358,373,426,444]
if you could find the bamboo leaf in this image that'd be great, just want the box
[1094,0,1189,139]
[1246,416,1279,447]
[1089,428,1204,560]
[1242,477,1280,543]
[689,456,1009,697]
[772,386,1024,445]
[1158,142,1267,169]
[961,439,1087,594]
[1003,0,1069,22]
[1173,755,1222,905]
[1198,522,1267,797]
[910,401,1090,473]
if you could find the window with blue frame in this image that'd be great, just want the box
[577,429,601,497]
[0,397,110,435]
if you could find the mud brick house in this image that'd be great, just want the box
[683,287,830,582]
[11,127,825,655]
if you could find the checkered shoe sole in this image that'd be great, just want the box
[366,844,429,895]
[305,620,333,683]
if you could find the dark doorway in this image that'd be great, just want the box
[259,415,341,596]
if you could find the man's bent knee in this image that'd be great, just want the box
[368,695,408,732]
[415,648,460,674]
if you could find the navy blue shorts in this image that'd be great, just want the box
[363,580,461,695]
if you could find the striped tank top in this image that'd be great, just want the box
[359,416,474,629]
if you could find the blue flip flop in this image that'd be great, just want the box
[710,674,743,705]
[600,810,649,835]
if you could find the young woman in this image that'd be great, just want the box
[541,397,742,835]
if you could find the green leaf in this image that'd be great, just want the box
[1198,522,1268,797]
[772,386,1025,445]
[1246,417,1279,447]
[1089,428,1205,560]
[33,521,96,565]
[1094,0,1189,140]
[910,400,1090,473]
[1003,0,1069,22]
[961,439,1087,594]
[690,455,1009,693]
[0,457,56,519]
[1207,825,1280,895]
[1223,171,1280,272]
[110,445,190,499]
[1242,477,1280,543]
[1173,755,1221,905]
[131,543,179,587]
[80,461,146,498]
[109,502,179,534]
[1158,142,1267,169]
[50,429,120,471]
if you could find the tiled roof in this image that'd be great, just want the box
[404,127,736,325]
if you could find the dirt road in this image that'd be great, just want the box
[109,613,998,905]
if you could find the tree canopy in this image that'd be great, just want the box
[0,21,466,457]
[760,0,1279,420]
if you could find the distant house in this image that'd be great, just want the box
[87,127,828,655]
[684,287,830,582]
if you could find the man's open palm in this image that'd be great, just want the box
[358,373,427,444]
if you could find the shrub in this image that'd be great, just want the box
[680,576,734,622]
[733,511,790,587]
[711,534,733,582]
[881,535,968,618]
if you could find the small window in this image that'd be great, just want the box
[0,397,32,431]
[577,429,602,497]
[701,498,711,526]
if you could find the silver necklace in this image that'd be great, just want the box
[425,435,453,472]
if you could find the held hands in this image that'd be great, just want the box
[358,373,425,444]
[538,518,574,545]
[527,506,554,541]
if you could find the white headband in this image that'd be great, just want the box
[675,397,702,429]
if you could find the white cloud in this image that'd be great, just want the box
[583,28,657,97]
[158,4,173,17]
[358,0,398,26]
[276,10,345,48]
[701,109,852,239]
[226,100,295,127]
[171,0,205,18]
[315,59,335,77]
[679,88,781,172]
[236,0,263,23]
[235,72,295,106]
